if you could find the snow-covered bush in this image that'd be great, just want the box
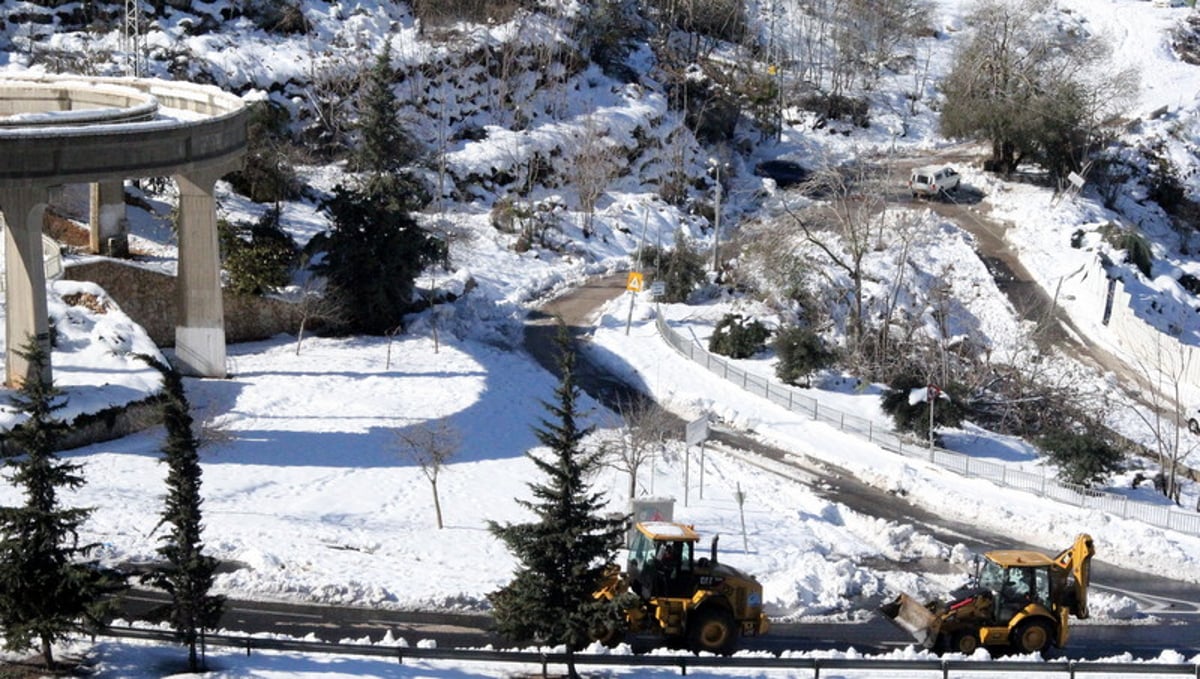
[708,313,770,359]
[1038,427,1126,488]
[219,209,298,297]
[773,325,837,387]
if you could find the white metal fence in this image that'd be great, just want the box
[654,315,1200,537]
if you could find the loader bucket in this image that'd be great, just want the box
[880,594,939,648]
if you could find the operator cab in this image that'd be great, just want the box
[977,550,1055,620]
[627,521,699,599]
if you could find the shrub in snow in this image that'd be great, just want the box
[773,325,837,387]
[491,198,567,253]
[638,229,706,303]
[650,0,748,44]
[227,100,299,204]
[880,374,969,442]
[1100,224,1153,279]
[709,313,770,359]
[219,208,299,296]
[410,0,524,26]
[1037,427,1125,488]
[239,0,311,36]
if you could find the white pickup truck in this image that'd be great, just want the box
[908,166,960,198]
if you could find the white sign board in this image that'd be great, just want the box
[685,416,708,446]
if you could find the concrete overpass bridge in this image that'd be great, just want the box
[0,75,248,384]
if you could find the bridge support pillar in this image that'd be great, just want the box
[89,180,128,257]
[0,186,52,387]
[173,169,226,378]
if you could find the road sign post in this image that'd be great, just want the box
[624,272,644,336]
[685,416,708,505]
[735,483,748,552]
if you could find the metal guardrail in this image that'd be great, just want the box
[99,626,1200,677]
[654,315,1200,537]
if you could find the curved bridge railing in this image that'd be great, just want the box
[0,80,158,126]
[0,75,248,184]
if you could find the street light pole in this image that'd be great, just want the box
[711,162,721,281]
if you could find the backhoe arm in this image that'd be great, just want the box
[1054,534,1094,619]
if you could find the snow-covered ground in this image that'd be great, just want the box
[56,635,1200,679]
[0,0,1198,675]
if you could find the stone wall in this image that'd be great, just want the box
[65,260,304,346]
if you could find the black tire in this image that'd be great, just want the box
[688,607,738,655]
[1188,418,1199,435]
[1012,620,1052,654]
[588,621,623,648]
[951,630,979,654]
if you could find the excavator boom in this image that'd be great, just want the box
[1054,533,1094,619]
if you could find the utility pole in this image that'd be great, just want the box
[123,0,145,77]
[711,161,721,282]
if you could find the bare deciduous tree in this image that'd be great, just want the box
[395,418,461,529]
[782,160,889,345]
[833,0,932,92]
[601,395,676,500]
[291,254,349,356]
[303,52,369,159]
[941,0,1137,178]
[570,114,621,238]
[1126,335,1198,505]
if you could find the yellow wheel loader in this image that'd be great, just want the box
[593,521,769,654]
[881,534,1094,655]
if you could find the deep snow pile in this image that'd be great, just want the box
[0,280,163,430]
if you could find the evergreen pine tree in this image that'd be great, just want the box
[313,183,445,335]
[488,324,627,679]
[0,339,125,669]
[355,42,417,175]
[139,356,224,672]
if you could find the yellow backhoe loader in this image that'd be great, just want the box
[593,521,769,654]
[881,534,1094,655]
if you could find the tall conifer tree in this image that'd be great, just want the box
[140,356,224,672]
[0,340,124,668]
[488,324,627,679]
[314,183,444,334]
[356,42,412,175]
